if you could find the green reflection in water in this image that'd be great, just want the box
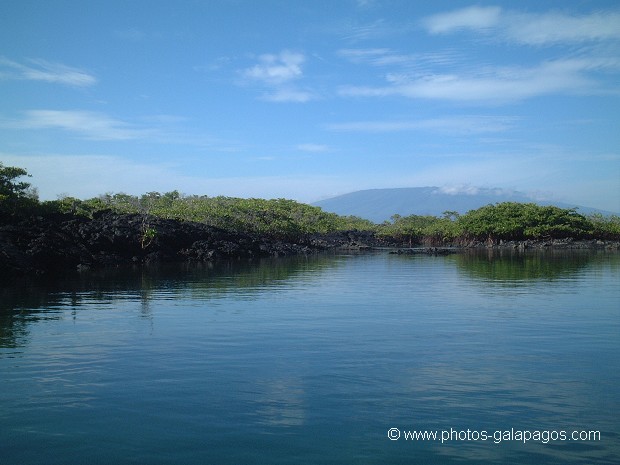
[0,253,349,348]
[454,249,617,283]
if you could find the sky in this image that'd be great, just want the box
[1,0,619,212]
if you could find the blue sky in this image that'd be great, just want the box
[1,0,619,212]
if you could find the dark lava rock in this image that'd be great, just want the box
[0,212,385,276]
[0,212,313,276]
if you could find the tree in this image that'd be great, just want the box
[0,162,34,200]
[0,162,39,216]
[588,213,620,239]
[442,210,460,221]
[457,202,593,242]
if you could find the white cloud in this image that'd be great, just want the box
[433,185,527,197]
[327,116,516,134]
[11,110,154,140]
[0,57,96,87]
[423,6,501,34]
[434,185,482,196]
[339,19,391,42]
[339,57,616,103]
[338,48,464,78]
[422,7,620,45]
[243,51,304,85]
[338,48,413,66]
[296,143,329,152]
[340,8,620,105]
[240,50,316,103]
[261,88,315,103]
[506,11,620,45]
[2,110,241,150]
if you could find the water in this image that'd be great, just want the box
[1,250,619,464]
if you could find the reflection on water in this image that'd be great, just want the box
[253,376,306,427]
[1,250,619,465]
[454,248,601,283]
[1,253,348,307]
[0,254,347,349]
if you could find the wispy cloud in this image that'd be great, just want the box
[296,143,329,152]
[327,116,516,134]
[0,57,96,87]
[240,50,316,102]
[339,57,619,103]
[11,110,153,140]
[338,47,463,75]
[262,88,315,103]
[422,6,620,45]
[339,7,620,105]
[506,10,620,45]
[338,48,413,66]
[3,109,241,150]
[339,19,391,42]
[423,6,501,34]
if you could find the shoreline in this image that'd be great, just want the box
[1,212,618,277]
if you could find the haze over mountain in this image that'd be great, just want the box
[313,187,616,223]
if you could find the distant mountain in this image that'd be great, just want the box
[312,187,614,223]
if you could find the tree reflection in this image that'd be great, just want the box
[0,254,344,348]
[454,249,596,283]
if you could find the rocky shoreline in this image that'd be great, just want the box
[1,212,618,277]
[0,211,383,277]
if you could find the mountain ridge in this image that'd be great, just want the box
[312,187,616,223]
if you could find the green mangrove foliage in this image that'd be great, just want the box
[377,203,617,244]
[455,202,593,241]
[587,213,620,240]
[378,213,460,246]
[49,191,375,239]
[0,162,39,216]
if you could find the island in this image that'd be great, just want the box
[1,163,618,277]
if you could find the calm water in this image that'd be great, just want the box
[1,250,619,464]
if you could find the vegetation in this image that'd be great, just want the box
[1,162,619,243]
[378,203,619,244]
[455,202,594,241]
[47,191,376,240]
[587,213,620,240]
[0,162,39,216]
[378,212,461,246]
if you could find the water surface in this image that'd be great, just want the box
[1,250,619,464]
